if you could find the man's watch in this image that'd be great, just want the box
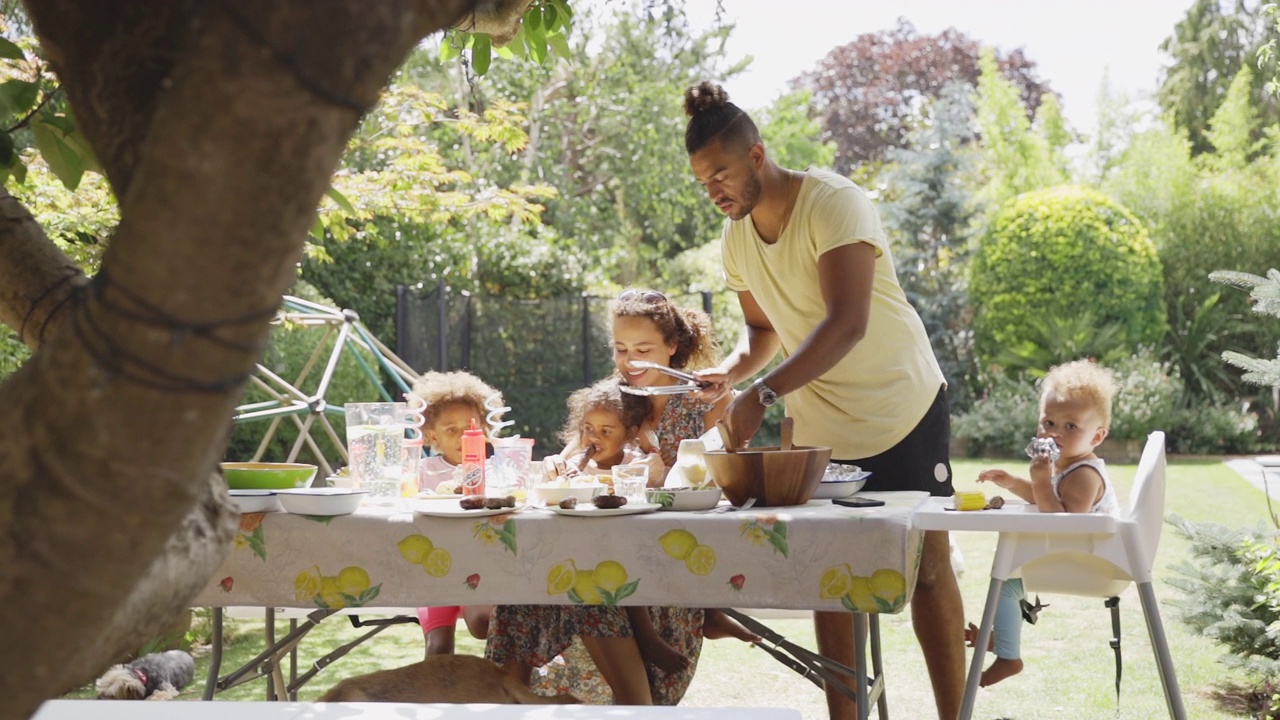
[753,379,779,407]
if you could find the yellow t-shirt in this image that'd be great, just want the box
[722,168,944,459]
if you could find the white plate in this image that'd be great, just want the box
[412,502,526,518]
[546,502,662,517]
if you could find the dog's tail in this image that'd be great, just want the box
[501,674,578,705]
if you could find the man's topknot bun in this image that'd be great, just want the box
[683,81,730,118]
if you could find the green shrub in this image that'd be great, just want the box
[969,186,1167,368]
[951,369,1039,457]
[1107,348,1182,441]
[1168,403,1263,455]
[1167,516,1280,682]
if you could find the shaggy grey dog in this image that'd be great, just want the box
[94,650,195,700]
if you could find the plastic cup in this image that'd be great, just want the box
[611,464,648,502]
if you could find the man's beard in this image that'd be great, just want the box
[729,170,763,221]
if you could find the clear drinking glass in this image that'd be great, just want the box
[611,464,649,502]
[490,437,535,499]
[344,402,407,504]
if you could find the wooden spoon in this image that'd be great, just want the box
[780,416,794,451]
[716,420,737,454]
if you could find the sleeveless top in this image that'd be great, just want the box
[1051,458,1121,515]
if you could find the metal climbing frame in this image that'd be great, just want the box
[232,295,420,477]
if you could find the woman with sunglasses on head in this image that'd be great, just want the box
[490,289,755,706]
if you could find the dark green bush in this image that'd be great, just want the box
[969,186,1167,368]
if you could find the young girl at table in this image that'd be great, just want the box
[490,292,756,705]
[548,379,664,487]
[967,359,1121,686]
[408,370,502,658]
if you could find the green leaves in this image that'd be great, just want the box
[31,115,90,191]
[0,80,37,118]
[0,37,24,60]
[442,0,574,76]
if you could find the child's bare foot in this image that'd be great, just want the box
[963,622,994,651]
[979,657,1023,687]
[701,609,761,643]
[635,633,690,675]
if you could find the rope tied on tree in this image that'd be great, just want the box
[64,269,279,394]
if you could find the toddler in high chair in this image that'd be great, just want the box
[408,371,501,658]
[967,359,1121,686]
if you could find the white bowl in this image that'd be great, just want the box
[228,490,283,513]
[811,478,867,500]
[274,488,366,516]
[646,487,722,511]
[532,483,606,506]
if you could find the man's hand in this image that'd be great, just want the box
[691,368,733,404]
[724,391,766,449]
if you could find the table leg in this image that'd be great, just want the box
[960,577,1004,720]
[202,608,223,701]
[853,612,869,720]
[870,615,888,719]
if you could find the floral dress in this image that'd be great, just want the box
[486,393,715,705]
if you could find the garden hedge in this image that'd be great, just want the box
[970,185,1166,367]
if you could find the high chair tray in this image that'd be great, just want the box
[912,496,1118,534]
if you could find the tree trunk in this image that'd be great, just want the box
[0,2,476,718]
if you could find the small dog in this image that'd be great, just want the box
[95,650,195,700]
[318,655,577,704]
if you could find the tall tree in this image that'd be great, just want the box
[464,3,742,282]
[0,2,503,717]
[973,48,1065,205]
[879,83,980,406]
[1158,0,1280,156]
[794,18,1053,174]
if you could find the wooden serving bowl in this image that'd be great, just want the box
[705,445,832,507]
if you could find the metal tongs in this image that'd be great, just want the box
[618,361,708,396]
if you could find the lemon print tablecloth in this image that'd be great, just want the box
[195,491,927,614]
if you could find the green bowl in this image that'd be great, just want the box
[221,462,317,490]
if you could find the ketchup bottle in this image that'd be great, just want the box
[460,418,486,496]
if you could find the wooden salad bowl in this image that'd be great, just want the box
[705,417,831,507]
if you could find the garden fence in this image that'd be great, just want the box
[395,282,726,454]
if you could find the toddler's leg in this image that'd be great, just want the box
[981,579,1025,687]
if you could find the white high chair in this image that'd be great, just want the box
[915,431,1187,719]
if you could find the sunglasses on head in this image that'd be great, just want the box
[618,289,667,304]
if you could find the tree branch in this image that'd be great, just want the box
[1,2,478,716]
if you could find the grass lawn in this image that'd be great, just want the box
[62,457,1268,719]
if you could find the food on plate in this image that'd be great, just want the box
[484,495,517,510]
[592,494,627,509]
[435,479,462,495]
[558,497,578,510]
[459,496,487,510]
[985,495,1006,510]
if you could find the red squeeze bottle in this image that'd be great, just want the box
[461,418,486,497]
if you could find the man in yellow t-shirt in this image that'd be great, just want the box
[682,81,964,720]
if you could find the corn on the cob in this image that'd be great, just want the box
[954,491,986,511]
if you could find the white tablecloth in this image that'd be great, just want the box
[195,492,927,614]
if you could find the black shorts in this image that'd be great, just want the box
[833,385,952,497]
